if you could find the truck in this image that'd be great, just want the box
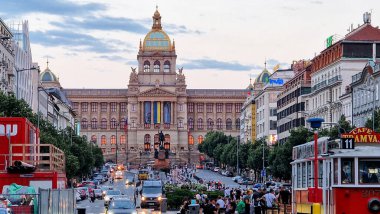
[0,117,66,190]
[140,180,164,209]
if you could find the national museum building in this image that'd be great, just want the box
[64,9,247,163]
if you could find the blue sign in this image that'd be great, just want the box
[261,169,266,177]
[269,78,284,85]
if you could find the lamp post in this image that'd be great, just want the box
[236,136,239,176]
[16,66,39,99]
[115,122,119,165]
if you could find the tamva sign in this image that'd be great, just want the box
[341,127,380,144]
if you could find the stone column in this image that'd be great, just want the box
[173,101,177,126]
[151,101,153,125]
[161,101,164,124]
[171,102,174,125]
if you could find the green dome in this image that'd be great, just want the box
[40,68,58,82]
[255,68,271,84]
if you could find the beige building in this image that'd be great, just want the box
[64,9,246,164]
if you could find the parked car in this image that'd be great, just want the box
[93,189,103,199]
[196,165,204,169]
[241,179,254,185]
[106,197,137,213]
[232,176,242,182]
[213,167,220,172]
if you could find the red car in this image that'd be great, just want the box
[196,165,204,169]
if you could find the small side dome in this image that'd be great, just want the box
[40,68,58,82]
[255,68,271,84]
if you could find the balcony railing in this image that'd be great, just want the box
[144,124,151,129]
[328,75,342,85]
[312,80,327,92]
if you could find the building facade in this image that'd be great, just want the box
[65,9,246,164]
[306,17,380,126]
[0,18,15,95]
[277,60,311,144]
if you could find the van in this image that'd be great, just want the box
[140,180,163,209]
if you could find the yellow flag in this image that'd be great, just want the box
[273,64,280,72]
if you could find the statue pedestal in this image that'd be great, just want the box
[154,150,169,170]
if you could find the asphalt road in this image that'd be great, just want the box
[195,169,254,189]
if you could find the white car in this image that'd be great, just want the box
[213,167,220,172]
[115,170,123,179]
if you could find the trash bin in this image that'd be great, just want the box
[188,204,200,214]
[160,198,167,212]
[77,208,86,214]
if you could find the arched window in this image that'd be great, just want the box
[154,60,160,72]
[164,61,170,72]
[198,135,204,144]
[101,135,107,145]
[197,118,203,129]
[188,135,194,145]
[188,118,194,130]
[164,134,170,149]
[91,135,97,143]
[216,118,222,130]
[235,118,240,130]
[91,118,97,129]
[144,61,150,72]
[207,118,214,130]
[110,118,117,129]
[120,135,126,144]
[144,134,151,143]
[226,118,232,130]
[101,118,107,129]
[81,118,88,129]
[120,118,125,129]
[111,135,116,144]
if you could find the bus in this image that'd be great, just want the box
[138,169,149,180]
[291,127,380,214]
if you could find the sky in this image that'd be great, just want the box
[1,0,379,89]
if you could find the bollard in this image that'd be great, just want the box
[77,207,86,214]
[312,203,321,214]
[161,198,168,212]
[188,204,200,214]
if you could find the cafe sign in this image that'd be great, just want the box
[341,127,380,143]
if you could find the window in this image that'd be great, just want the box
[91,103,97,112]
[206,104,213,113]
[198,135,204,144]
[226,103,232,113]
[164,61,170,72]
[235,119,240,130]
[216,103,223,113]
[207,118,214,130]
[179,104,183,112]
[359,159,380,184]
[197,103,204,113]
[235,103,242,113]
[101,118,107,129]
[111,135,116,144]
[73,102,79,111]
[188,135,194,145]
[188,118,194,130]
[81,103,88,112]
[91,135,97,143]
[144,61,150,72]
[216,118,222,130]
[110,118,117,129]
[101,135,107,145]
[144,134,151,143]
[120,103,127,112]
[188,103,194,113]
[270,108,277,117]
[297,163,301,188]
[101,103,107,112]
[197,118,203,129]
[81,118,88,129]
[120,118,126,129]
[110,102,117,112]
[270,120,277,130]
[302,162,307,188]
[120,135,126,144]
[154,60,160,72]
[341,158,354,184]
[226,118,232,130]
[91,118,97,129]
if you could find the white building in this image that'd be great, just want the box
[240,87,254,144]
[306,14,380,126]
[255,68,294,144]
[10,21,39,112]
[0,18,15,95]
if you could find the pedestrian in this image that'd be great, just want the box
[236,198,245,214]
[264,189,278,209]
[278,186,291,205]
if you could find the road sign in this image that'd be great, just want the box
[341,138,354,149]
[261,169,266,177]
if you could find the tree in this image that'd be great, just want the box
[329,115,354,139]
[365,109,380,132]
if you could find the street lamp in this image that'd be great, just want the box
[16,66,39,99]
[0,36,11,40]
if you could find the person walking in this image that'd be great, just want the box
[237,198,246,214]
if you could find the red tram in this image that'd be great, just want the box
[292,127,380,214]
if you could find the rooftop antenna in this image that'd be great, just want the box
[264,59,267,69]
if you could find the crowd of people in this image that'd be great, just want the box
[179,186,291,214]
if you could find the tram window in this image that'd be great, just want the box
[341,158,354,184]
[302,162,307,188]
[297,163,301,188]
[307,161,312,187]
[359,159,380,184]
[333,159,338,185]
[319,160,323,187]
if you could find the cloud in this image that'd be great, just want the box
[0,0,106,16]
[98,55,127,62]
[165,24,203,35]
[310,0,323,4]
[50,16,149,34]
[30,30,126,53]
[180,59,259,71]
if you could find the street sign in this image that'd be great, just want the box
[341,138,354,149]
[261,169,266,177]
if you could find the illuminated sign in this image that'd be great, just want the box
[341,127,380,144]
[269,78,284,85]
[0,124,18,137]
